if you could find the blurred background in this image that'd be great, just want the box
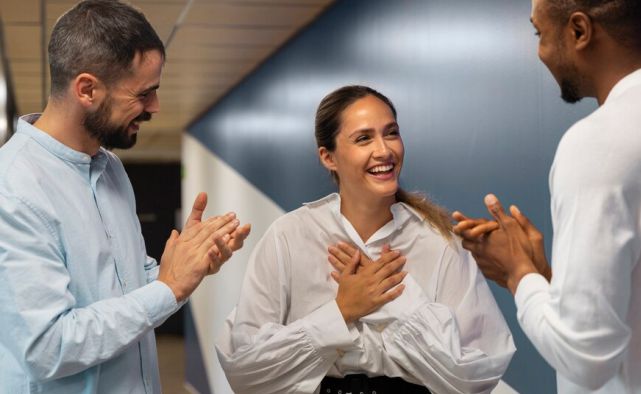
[1,1,597,393]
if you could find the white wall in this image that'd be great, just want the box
[182,133,285,393]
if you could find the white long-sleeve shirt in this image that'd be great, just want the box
[515,68,641,393]
[217,193,515,394]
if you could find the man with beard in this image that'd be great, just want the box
[453,0,641,393]
[0,1,250,393]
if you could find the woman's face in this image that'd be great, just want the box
[320,95,404,204]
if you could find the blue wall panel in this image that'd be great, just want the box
[188,0,597,392]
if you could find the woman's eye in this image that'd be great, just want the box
[387,129,400,136]
[355,135,370,143]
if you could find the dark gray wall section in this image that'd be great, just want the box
[184,305,212,394]
[188,0,597,392]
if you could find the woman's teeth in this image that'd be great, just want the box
[368,164,394,174]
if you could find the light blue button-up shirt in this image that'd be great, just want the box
[0,115,179,393]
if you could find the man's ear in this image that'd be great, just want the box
[72,73,103,108]
[318,146,337,172]
[568,11,592,51]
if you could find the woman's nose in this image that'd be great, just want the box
[373,137,391,158]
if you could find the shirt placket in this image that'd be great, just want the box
[90,158,128,294]
[90,156,152,392]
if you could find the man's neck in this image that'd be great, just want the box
[590,48,641,105]
[34,100,100,156]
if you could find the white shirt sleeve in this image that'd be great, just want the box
[514,132,637,390]
[377,247,516,393]
[216,226,359,394]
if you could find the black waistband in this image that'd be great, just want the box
[320,374,431,394]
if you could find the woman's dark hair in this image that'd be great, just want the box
[48,0,165,97]
[315,85,452,239]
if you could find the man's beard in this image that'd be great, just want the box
[559,72,583,104]
[554,40,583,104]
[83,95,152,150]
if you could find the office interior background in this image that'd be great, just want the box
[1,0,598,393]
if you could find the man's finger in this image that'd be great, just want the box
[181,212,230,241]
[166,229,179,245]
[207,247,222,273]
[187,215,237,247]
[510,205,537,235]
[185,192,208,228]
[461,238,480,253]
[201,215,239,244]
[228,224,251,251]
[484,194,509,225]
[464,221,500,238]
[451,211,469,223]
[453,219,479,233]
[215,234,233,262]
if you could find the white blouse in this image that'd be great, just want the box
[217,193,515,393]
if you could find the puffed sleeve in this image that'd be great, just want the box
[376,245,515,393]
[216,224,358,394]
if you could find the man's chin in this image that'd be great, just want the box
[101,134,137,150]
[561,91,583,104]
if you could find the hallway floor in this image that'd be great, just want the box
[157,334,191,394]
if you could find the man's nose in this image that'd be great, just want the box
[145,91,160,114]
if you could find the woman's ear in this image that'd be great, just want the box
[318,147,337,171]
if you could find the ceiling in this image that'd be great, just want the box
[0,0,333,161]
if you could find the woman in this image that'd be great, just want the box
[216,86,515,393]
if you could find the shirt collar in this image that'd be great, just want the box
[304,192,424,242]
[604,67,641,104]
[17,113,104,165]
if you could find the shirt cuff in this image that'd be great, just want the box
[360,274,428,325]
[129,280,179,327]
[514,273,550,311]
[300,300,359,353]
